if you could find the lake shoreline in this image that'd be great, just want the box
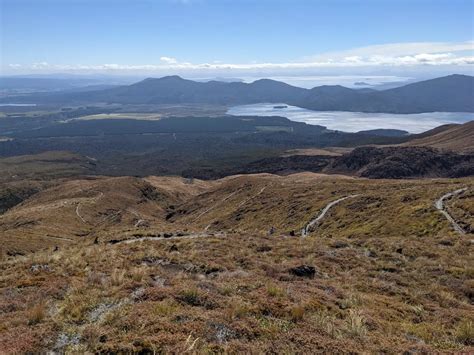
[227,103,474,134]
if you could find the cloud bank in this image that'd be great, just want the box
[6,41,474,75]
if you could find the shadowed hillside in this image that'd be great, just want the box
[326,146,474,178]
[403,120,474,152]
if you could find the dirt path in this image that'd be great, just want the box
[435,188,468,235]
[41,235,75,242]
[193,188,243,222]
[204,186,268,232]
[126,208,147,227]
[237,186,267,208]
[113,232,226,245]
[75,191,104,224]
[301,195,360,237]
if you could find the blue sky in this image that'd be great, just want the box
[1,0,473,82]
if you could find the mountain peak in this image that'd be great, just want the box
[446,74,471,78]
[252,78,279,84]
[140,75,186,83]
[310,84,354,92]
[159,75,186,81]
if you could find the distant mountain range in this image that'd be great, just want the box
[0,77,124,93]
[4,74,474,113]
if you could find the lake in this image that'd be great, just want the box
[227,103,474,134]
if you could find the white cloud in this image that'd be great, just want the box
[160,56,178,64]
[8,54,474,73]
[303,41,474,61]
[5,41,474,74]
[31,62,50,69]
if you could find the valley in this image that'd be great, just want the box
[1,170,472,255]
[0,170,472,352]
[3,0,474,352]
[0,74,473,353]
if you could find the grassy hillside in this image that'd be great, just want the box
[0,151,98,221]
[404,120,474,153]
[0,176,215,255]
[0,173,472,352]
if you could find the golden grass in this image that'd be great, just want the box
[0,174,473,352]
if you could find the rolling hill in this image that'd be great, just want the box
[0,175,215,254]
[403,120,474,152]
[0,151,98,216]
[98,76,307,105]
[0,172,472,352]
[5,74,474,113]
[299,74,474,113]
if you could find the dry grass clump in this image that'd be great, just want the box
[456,320,474,345]
[266,283,286,298]
[178,288,202,305]
[224,298,253,320]
[309,309,341,338]
[153,299,181,317]
[129,266,148,283]
[110,269,126,287]
[344,309,367,338]
[289,305,305,322]
[27,302,47,325]
[59,292,100,324]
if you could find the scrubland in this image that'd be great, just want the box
[0,173,473,352]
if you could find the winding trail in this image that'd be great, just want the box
[75,191,104,224]
[237,186,267,208]
[134,219,147,227]
[127,208,148,227]
[435,188,468,235]
[41,235,75,242]
[193,188,243,222]
[113,232,226,245]
[204,186,268,232]
[301,194,360,237]
[75,204,86,223]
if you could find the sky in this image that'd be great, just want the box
[1,0,473,85]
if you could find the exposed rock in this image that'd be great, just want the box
[53,333,81,352]
[289,265,316,278]
[131,287,146,301]
[331,240,349,249]
[30,264,51,273]
[256,245,272,252]
[327,146,474,179]
[209,322,237,344]
[7,250,25,257]
[88,302,121,323]
[438,239,454,246]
